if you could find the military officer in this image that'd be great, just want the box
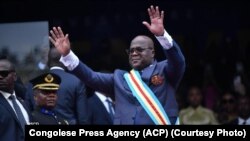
[30,73,68,125]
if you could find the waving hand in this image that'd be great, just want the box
[142,5,165,36]
[49,27,71,56]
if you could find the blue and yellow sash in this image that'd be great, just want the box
[124,69,179,125]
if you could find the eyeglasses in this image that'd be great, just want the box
[126,47,153,54]
[0,70,14,78]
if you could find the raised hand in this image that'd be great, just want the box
[142,5,165,36]
[49,27,71,56]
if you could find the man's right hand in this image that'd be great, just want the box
[49,27,71,56]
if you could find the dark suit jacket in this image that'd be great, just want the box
[0,93,31,141]
[51,68,89,124]
[72,41,185,125]
[87,93,113,124]
[14,77,27,99]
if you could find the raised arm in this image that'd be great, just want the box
[142,5,165,36]
[143,6,185,88]
[49,27,71,56]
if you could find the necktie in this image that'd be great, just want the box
[106,98,114,120]
[9,95,26,130]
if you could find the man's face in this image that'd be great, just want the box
[0,60,16,93]
[221,93,236,112]
[34,90,58,109]
[188,87,202,108]
[128,36,154,70]
[238,97,250,118]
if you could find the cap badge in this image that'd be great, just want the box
[45,74,54,83]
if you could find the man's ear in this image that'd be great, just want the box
[34,95,37,101]
[152,50,155,58]
[33,95,39,105]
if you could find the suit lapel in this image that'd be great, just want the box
[122,61,156,91]
[94,94,112,122]
[121,70,133,92]
[0,93,24,130]
[141,61,157,85]
[17,96,32,121]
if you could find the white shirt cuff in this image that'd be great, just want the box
[155,30,173,49]
[59,50,79,71]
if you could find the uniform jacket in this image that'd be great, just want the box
[31,107,68,125]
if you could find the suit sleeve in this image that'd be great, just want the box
[155,30,186,89]
[75,81,89,124]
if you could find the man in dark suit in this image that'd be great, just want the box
[226,95,250,125]
[49,5,185,125]
[88,90,114,124]
[0,55,27,100]
[0,58,31,141]
[48,47,89,124]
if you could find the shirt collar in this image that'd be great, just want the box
[40,108,55,116]
[0,90,16,99]
[50,66,65,71]
[239,117,250,124]
[140,62,155,73]
[95,91,113,103]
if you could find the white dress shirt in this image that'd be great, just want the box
[95,91,115,114]
[238,117,250,125]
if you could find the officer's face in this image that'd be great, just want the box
[34,90,58,109]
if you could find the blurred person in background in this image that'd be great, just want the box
[179,85,218,125]
[226,95,250,125]
[216,91,237,124]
